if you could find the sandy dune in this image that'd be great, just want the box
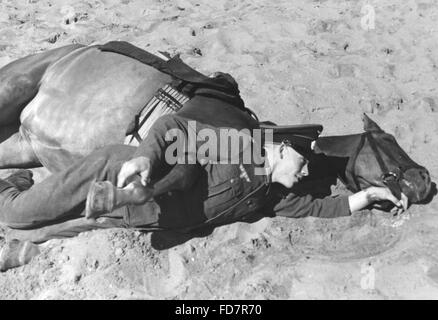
[0,0,438,299]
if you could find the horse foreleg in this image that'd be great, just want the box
[0,129,40,169]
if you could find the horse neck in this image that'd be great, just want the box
[311,133,366,188]
[309,153,349,180]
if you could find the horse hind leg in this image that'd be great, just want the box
[0,44,84,127]
[0,127,40,169]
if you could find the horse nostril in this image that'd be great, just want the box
[419,169,430,182]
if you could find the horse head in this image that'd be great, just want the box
[314,114,432,205]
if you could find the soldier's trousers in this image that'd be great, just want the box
[0,145,146,243]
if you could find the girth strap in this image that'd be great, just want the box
[124,84,189,146]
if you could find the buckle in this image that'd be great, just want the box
[381,171,399,182]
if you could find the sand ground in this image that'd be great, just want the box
[0,0,438,299]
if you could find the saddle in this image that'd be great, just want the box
[99,41,323,148]
[99,41,248,146]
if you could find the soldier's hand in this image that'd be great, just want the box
[117,156,151,188]
[366,186,408,213]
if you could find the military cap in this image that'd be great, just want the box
[259,122,323,156]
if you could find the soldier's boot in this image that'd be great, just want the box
[0,239,40,272]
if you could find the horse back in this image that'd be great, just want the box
[19,45,172,171]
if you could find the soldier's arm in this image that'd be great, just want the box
[133,114,189,179]
[273,192,351,219]
[274,187,407,218]
[117,114,191,187]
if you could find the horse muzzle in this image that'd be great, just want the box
[399,167,432,203]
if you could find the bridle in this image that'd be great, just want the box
[345,131,423,200]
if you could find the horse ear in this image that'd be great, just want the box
[362,113,383,132]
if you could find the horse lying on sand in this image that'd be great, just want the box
[0,42,432,207]
[3,113,433,249]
